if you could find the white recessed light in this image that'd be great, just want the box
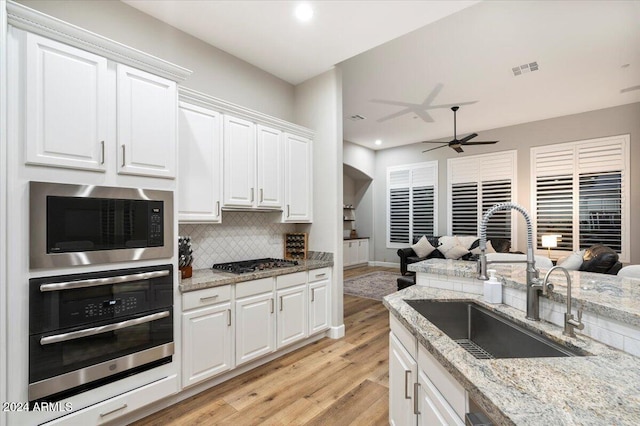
[295,3,314,22]
[375,139,382,146]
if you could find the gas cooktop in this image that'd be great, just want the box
[212,258,299,274]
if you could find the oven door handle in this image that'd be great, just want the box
[39,310,170,346]
[39,270,171,292]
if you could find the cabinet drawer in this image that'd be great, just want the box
[276,271,306,289]
[236,277,274,298]
[308,267,331,283]
[183,285,231,311]
[45,375,178,425]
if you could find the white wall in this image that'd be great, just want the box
[294,68,344,334]
[344,141,375,178]
[373,102,640,265]
[16,0,295,121]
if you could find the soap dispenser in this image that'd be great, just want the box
[483,269,502,304]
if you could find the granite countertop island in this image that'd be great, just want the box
[384,284,640,425]
[180,258,333,293]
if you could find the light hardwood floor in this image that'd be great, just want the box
[131,266,396,425]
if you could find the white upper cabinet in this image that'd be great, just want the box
[256,125,283,209]
[178,102,222,222]
[24,32,108,172]
[117,64,178,179]
[283,133,313,222]
[223,115,256,207]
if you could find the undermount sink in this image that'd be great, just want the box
[405,300,588,359]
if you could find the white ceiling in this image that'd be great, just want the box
[123,0,640,151]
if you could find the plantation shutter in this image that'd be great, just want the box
[387,162,438,247]
[448,151,516,239]
[531,135,629,261]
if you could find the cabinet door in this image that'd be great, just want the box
[256,125,283,208]
[343,241,350,267]
[24,32,108,171]
[309,280,330,334]
[235,292,275,366]
[182,302,233,387]
[417,370,464,426]
[178,103,222,222]
[357,239,369,265]
[117,64,177,178]
[283,133,312,222]
[389,333,418,426]
[223,115,256,207]
[277,284,308,348]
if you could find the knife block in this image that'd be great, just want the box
[180,265,192,279]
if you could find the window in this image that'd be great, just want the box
[447,151,517,241]
[387,161,437,247]
[531,135,629,262]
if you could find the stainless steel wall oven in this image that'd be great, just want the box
[28,264,174,404]
[29,181,173,269]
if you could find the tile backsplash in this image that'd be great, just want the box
[179,211,296,270]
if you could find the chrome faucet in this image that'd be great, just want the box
[478,202,549,321]
[543,266,584,337]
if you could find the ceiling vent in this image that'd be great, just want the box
[512,61,539,76]
[347,114,366,121]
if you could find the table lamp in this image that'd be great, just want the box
[541,234,560,259]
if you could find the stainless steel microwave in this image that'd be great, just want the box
[30,182,173,269]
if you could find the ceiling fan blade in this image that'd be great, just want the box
[420,140,449,144]
[464,140,499,145]
[459,133,478,144]
[452,145,464,153]
[422,144,448,153]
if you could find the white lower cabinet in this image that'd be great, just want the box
[389,332,418,426]
[276,283,308,348]
[235,278,276,366]
[308,268,331,335]
[390,315,466,426]
[344,239,369,267]
[182,286,233,388]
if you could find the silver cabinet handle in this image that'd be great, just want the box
[227,309,232,326]
[100,403,128,418]
[121,144,126,167]
[413,382,420,415]
[311,288,315,302]
[199,295,219,302]
[40,310,170,345]
[40,270,170,292]
[270,298,274,313]
[287,204,290,218]
[404,370,411,399]
[250,187,254,202]
[260,188,264,203]
[315,273,326,278]
[216,201,220,216]
[279,296,283,311]
[100,140,105,164]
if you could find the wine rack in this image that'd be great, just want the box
[284,233,308,260]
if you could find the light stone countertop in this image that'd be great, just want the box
[383,259,640,425]
[409,259,640,328]
[383,285,640,425]
[179,259,333,292]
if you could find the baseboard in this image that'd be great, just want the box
[370,261,399,268]
[328,324,345,339]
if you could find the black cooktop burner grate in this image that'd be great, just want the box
[212,258,299,274]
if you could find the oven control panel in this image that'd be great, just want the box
[84,296,138,318]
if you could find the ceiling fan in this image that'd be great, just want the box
[421,106,498,153]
